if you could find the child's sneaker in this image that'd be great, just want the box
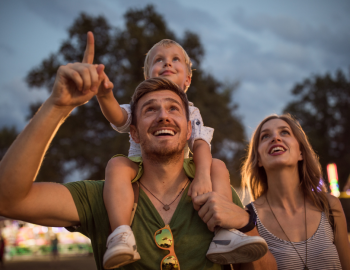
[206,228,268,265]
[103,225,141,269]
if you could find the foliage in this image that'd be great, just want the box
[25,5,246,185]
[283,69,350,189]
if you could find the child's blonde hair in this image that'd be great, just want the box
[143,39,193,90]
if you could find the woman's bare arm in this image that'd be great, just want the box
[327,194,350,269]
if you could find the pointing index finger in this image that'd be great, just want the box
[82,31,95,64]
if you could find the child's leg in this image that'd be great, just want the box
[207,159,268,265]
[210,158,232,201]
[103,156,139,231]
[103,156,141,269]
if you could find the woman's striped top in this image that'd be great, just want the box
[251,202,342,270]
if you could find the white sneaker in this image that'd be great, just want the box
[206,228,268,265]
[103,226,141,269]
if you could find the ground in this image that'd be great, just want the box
[1,255,97,270]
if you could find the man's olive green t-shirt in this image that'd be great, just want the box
[64,180,243,270]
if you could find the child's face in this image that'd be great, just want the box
[148,45,191,92]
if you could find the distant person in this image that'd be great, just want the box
[51,234,59,260]
[242,114,350,269]
[0,234,5,269]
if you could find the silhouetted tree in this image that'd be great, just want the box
[284,69,350,190]
[25,5,245,185]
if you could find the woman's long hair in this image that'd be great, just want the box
[241,114,330,218]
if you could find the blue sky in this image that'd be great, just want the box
[1,0,349,137]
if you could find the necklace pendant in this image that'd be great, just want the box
[304,267,309,270]
[163,205,170,211]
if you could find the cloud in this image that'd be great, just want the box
[115,0,220,33]
[18,0,124,30]
[201,30,308,86]
[17,0,221,37]
[0,43,15,55]
[196,16,348,136]
[231,8,350,57]
[0,78,49,130]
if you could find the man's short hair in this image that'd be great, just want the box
[130,77,190,125]
[143,39,193,80]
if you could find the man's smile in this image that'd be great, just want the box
[154,129,175,136]
[149,124,179,138]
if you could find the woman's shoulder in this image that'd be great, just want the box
[249,196,269,214]
[252,196,266,206]
[325,193,342,211]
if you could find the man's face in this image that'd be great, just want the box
[130,90,191,162]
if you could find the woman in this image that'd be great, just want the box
[242,114,350,270]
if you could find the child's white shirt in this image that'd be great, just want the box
[111,102,214,158]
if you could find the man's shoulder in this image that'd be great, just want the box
[64,179,104,188]
[63,180,107,230]
[63,180,105,198]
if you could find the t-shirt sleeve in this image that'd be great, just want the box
[110,104,132,133]
[63,180,110,270]
[188,104,214,152]
[231,186,244,209]
[63,180,106,237]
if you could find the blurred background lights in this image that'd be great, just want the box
[327,163,340,197]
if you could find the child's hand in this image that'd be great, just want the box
[96,69,114,98]
[188,174,212,211]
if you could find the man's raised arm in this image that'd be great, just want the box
[0,32,106,227]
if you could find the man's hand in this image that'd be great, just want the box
[193,192,249,232]
[48,31,112,109]
[49,62,104,108]
[187,173,212,211]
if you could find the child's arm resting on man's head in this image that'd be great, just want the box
[96,76,128,128]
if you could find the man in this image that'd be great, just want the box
[0,36,276,270]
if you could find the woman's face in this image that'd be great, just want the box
[257,119,303,171]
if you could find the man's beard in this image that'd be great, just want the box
[138,125,187,165]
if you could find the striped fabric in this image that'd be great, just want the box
[251,203,342,270]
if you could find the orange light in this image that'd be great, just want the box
[327,163,340,197]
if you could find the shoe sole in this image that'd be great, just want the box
[206,241,268,265]
[103,250,139,269]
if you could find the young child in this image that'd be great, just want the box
[97,39,267,269]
